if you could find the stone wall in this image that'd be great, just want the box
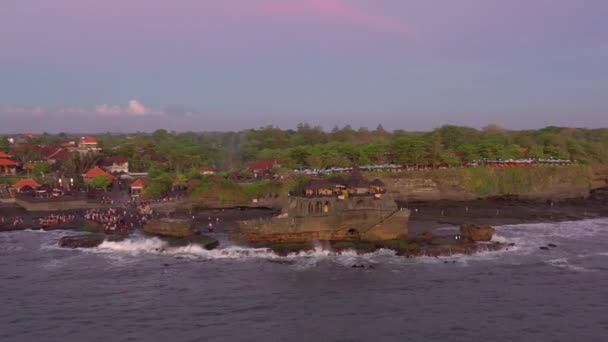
[15,197,101,212]
[284,195,398,217]
[232,195,409,243]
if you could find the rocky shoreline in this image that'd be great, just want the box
[2,188,607,258]
[249,223,511,257]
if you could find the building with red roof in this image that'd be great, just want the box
[82,166,114,180]
[130,178,145,198]
[40,146,72,164]
[246,159,281,178]
[0,152,18,175]
[100,156,129,174]
[14,178,41,192]
[77,136,101,154]
[9,143,41,154]
[79,136,97,145]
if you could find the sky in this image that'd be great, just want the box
[1,0,607,133]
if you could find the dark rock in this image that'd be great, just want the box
[59,234,123,249]
[589,187,608,202]
[539,246,550,250]
[460,223,496,242]
[267,259,295,265]
[548,243,557,248]
[419,231,434,243]
[161,235,220,250]
[144,218,194,238]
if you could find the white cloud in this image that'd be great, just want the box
[1,100,166,119]
[94,100,155,116]
[127,99,147,115]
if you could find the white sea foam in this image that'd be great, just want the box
[0,244,23,252]
[546,258,591,272]
[96,237,363,261]
[490,218,608,253]
[98,237,166,253]
[93,237,399,269]
[62,218,608,267]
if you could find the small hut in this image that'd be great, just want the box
[130,178,145,198]
[18,185,36,195]
[304,179,336,196]
[370,179,386,193]
[14,178,41,193]
[347,179,371,195]
[82,166,114,181]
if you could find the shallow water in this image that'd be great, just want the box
[1,219,608,341]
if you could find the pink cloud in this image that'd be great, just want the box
[250,0,408,34]
[1,100,162,118]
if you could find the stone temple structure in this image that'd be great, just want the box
[231,177,409,243]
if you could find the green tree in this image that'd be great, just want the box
[289,147,311,167]
[88,175,112,189]
[0,137,9,151]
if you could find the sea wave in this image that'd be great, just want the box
[490,218,608,253]
[546,258,592,272]
[96,237,380,263]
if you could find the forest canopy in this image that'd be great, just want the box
[91,125,608,171]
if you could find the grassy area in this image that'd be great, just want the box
[191,179,284,205]
[374,165,593,196]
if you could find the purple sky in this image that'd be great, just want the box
[1,0,607,133]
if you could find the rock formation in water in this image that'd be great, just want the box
[144,218,219,250]
[460,223,496,242]
[144,218,195,238]
[59,234,123,248]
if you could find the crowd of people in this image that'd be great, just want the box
[85,208,133,234]
[0,216,24,227]
[1,189,198,234]
[85,207,157,234]
[38,214,77,228]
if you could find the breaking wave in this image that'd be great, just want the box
[59,218,608,268]
[96,237,383,264]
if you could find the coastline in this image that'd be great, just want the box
[2,190,607,259]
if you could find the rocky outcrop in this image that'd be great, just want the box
[398,242,509,257]
[232,196,409,243]
[258,239,512,257]
[590,187,608,203]
[460,223,496,242]
[161,235,220,250]
[59,234,124,248]
[144,218,194,238]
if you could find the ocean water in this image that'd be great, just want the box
[1,219,608,342]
